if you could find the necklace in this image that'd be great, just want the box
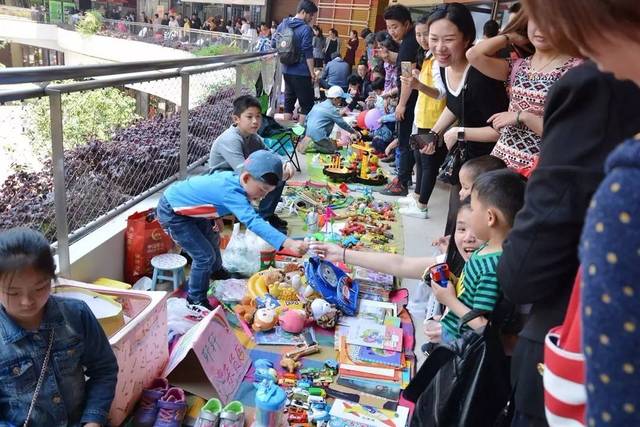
[531,54,562,73]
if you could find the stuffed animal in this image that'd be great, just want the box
[280,356,301,373]
[259,268,285,285]
[233,296,257,323]
[279,309,309,334]
[306,298,340,329]
[252,308,278,332]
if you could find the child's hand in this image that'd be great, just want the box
[423,315,442,343]
[432,235,450,253]
[432,280,456,306]
[283,161,296,180]
[283,239,308,256]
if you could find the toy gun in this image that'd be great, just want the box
[429,263,450,287]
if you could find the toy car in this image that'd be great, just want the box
[309,402,331,424]
[287,407,308,423]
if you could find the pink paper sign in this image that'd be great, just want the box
[163,306,250,402]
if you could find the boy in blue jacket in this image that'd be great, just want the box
[157,150,308,309]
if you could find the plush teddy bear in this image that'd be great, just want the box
[233,296,257,323]
[259,268,285,285]
[252,307,278,332]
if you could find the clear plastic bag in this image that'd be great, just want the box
[221,223,270,276]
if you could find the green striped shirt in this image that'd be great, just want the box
[441,247,502,339]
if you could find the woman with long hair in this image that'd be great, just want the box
[521,1,640,425]
[466,10,581,172]
[427,3,508,236]
[312,25,326,69]
[324,28,341,65]
[345,29,360,68]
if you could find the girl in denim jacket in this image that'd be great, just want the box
[0,228,118,427]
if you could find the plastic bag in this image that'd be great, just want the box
[166,297,209,342]
[222,223,270,276]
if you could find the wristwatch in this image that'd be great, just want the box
[457,126,465,141]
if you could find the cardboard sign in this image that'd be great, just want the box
[163,306,250,403]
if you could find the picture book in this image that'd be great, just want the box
[357,300,398,324]
[346,320,403,352]
[327,383,398,411]
[329,399,410,427]
[254,326,316,346]
[336,375,402,401]
[353,267,395,290]
[338,338,398,381]
[355,345,403,368]
[384,315,401,328]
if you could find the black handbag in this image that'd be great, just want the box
[403,310,511,427]
[438,83,468,186]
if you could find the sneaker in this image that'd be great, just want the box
[134,378,170,427]
[399,205,429,219]
[210,268,232,281]
[186,297,215,312]
[184,395,206,426]
[219,401,245,427]
[398,195,418,208]
[379,180,408,197]
[267,214,288,229]
[194,398,222,427]
[153,388,187,427]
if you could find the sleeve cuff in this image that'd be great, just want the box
[81,408,108,425]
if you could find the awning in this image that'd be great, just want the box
[179,0,265,5]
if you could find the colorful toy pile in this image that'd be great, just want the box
[322,142,387,186]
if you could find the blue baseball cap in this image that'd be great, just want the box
[242,150,283,183]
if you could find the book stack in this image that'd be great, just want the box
[330,299,412,416]
[353,267,396,302]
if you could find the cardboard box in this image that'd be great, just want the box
[58,279,169,426]
[162,306,251,403]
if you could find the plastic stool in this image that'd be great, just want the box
[150,253,187,292]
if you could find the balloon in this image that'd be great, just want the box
[365,109,383,131]
[356,110,368,129]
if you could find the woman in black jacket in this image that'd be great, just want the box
[497,58,640,427]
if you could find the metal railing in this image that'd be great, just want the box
[0,51,281,276]
[0,6,255,53]
[100,18,254,53]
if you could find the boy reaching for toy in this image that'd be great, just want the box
[157,150,308,310]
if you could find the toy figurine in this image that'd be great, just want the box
[252,308,278,332]
[306,298,340,329]
[233,296,257,323]
[279,309,309,334]
[280,356,301,373]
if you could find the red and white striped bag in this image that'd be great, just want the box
[543,270,586,426]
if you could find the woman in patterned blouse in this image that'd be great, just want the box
[466,10,581,171]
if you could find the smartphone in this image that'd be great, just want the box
[409,132,438,150]
[401,61,412,77]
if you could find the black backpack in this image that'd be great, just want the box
[275,20,300,65]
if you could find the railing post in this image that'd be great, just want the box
[235,64,243,97]
[49,90,71,276]
[179,73,190,178]
[269,60,282,116]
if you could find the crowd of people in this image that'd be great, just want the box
[272,0,640,426]
[1,0,639,426]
